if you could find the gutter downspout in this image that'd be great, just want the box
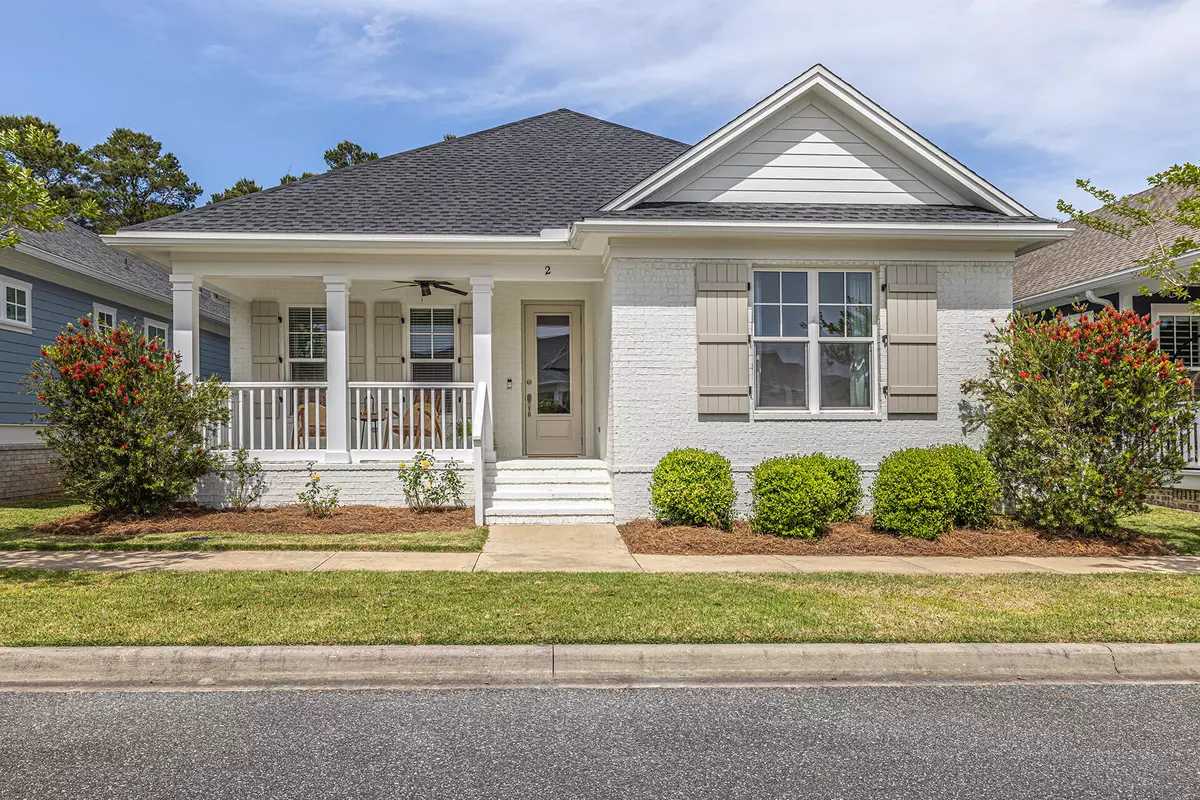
[1085,290,1114,309]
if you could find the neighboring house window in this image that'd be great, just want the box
[287,306,327,382]
[0,278,32,331]
[1154,305,1200,370]
[752,269,876,411]
[93,303,117,333]
[144,318,169,346]
[409,307,456,382]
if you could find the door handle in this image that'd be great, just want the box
[526,393,532,417]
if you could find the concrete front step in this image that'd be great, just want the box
[486,484,614,501]
[486,471,612,485]
[489,458,609,471]
[482,459,615,523]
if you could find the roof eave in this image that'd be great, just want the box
[104,230,574,256]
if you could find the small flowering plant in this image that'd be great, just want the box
[297,462,340,518]
[25,316,228,515]
[963,307,1197,534]
[397,450,465,512]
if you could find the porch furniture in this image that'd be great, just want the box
[295,401,327,447]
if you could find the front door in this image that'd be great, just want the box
[523,304,583,456]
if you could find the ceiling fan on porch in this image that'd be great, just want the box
[382,279,468,297]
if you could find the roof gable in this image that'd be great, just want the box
[605,64,1032,217]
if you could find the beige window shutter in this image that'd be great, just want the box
[348,301,367,382]
[696,263,750,414]
[250,300,281,382]
[886,265,938,414]
[458,303,474,383]
[373,301,405,382]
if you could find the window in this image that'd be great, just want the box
[752,269,875,412]
[287,306,327,381]
[1154,306,1200,369]
[0,278,31,330]
[93,303,117,333]
[144,318,169,346]
[409,307,455,382]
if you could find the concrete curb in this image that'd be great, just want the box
[1,643,1199,690]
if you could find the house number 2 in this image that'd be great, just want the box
[545,265,552,275]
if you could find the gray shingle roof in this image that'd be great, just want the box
[1013,186,1195,301]
[125,109,692,236]
[15,223,229,323]
[592,202,1057,224]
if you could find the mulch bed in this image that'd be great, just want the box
[32,505,478,538]
[618,518,1173,557]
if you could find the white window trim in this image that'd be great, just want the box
[1151,303,1200,371]
[92,303,117,332]
[284,304,329,382]
[143,317,169,346]
[0,277,32,334]
[406,304,458,382]
[750,267,880,418]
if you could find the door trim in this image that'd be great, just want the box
[522,301,585,457]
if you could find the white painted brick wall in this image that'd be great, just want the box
[606,257,1011,521]
[195,461,475,508]
[0,444,62,500]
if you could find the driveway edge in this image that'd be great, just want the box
[1,643,1199,690]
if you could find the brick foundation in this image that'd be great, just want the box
[1146,487,1200,513]
[0,444,62,500]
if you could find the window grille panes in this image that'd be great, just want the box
[288,307,327,381]
[410,308,455,379]
[1159,315,1200,368]
[5,286,27,324]
[818,271,872,337]
[752,270,810,409]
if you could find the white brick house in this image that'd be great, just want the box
[106,65,1069,523]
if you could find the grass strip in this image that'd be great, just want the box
[2,569,1199,646]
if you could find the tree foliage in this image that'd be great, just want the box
[279,171,318,185]
[0,115,93,223]
[84,128,202,233]
[208,177,263,204]
[964,308,1197,535]
[1058,164,1200,312]
[27,317,229,515]
[0,126,97,248]
[323,140,378,171]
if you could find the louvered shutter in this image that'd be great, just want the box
[886,265,938,415]
[696,263,750,414]
[458,303,474,382]
[374,301,405,381]
[348,301,366,382]
[251,300,281,381]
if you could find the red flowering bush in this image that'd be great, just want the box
[963,308,1197,534]
[26,317,229,515]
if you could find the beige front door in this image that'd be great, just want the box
[523,303,583,456]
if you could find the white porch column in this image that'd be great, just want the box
[470,277,495,460]
[170,274,202,381]
[324,275,352,463]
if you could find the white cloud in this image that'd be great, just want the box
[183,0,1200,214]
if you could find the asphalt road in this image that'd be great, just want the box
[2,684,1199,799]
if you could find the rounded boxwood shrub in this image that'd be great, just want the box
[804,453,862,521]
[750,455,841,539]
[872,448,957,540]
[650,448,735,529]
[934,444,1000,528]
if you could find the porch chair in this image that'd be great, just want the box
[395,391,445,448]
[294,401,327,447]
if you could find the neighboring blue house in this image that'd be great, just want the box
[0,222,230,499]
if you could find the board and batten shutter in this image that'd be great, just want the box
[458,303,473,383]
[348,301,366,382]
[886,265,938,414]
[251,300,281,382]
[374,301,405,382]
[696,263,750,415]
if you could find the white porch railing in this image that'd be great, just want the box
[210,381,474,455]
[1184,412,1200,470]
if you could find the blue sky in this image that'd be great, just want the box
[5,0,1198,217]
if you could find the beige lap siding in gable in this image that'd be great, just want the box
[374,301,404,381]
[349,301,366,382]
[696,263,750,415]
[885,265,937,415]
[251,300,281,382]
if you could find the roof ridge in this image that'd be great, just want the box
[123,108,657,231]
[550,108,691,148]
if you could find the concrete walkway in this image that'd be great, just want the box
[2,521,1200,575]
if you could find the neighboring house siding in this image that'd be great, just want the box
[200,329,231,381]
[663,102,953,205]
[603,257,1011,521]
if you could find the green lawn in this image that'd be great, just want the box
[0,498,485,552]
[2,569,1199,646]
[1120,506,1200,554]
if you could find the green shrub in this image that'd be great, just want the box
[934,444,1000,528]
[750,455,841,539]
[872,448,957,540]
[804,453,862,521]
[650,448,735,529]
[26,317,229,515]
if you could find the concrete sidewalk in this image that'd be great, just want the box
[2,643,1199,690]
